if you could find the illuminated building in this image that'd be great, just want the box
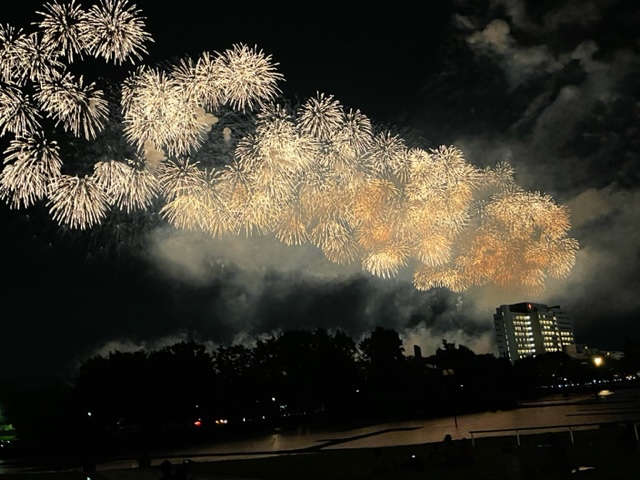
[493,302,575,363]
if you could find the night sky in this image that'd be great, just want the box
[2,0,639,387]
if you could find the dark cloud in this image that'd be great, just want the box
[410,0,640,350]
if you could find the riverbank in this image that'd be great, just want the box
[160,430,640,480]
[2,424,640,480]
[3,387,639,479]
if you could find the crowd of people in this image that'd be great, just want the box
[158,459,193,479]
[367,432,578,479]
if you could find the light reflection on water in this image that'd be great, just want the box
[2,387,639,474]
[155,387,640,459]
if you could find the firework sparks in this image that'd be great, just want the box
[216,44,284,112]
[35,73,109,140]
[93,158,159,213]
[13,32,64,85]
[0,84,42,136]
[0,133,61,209]
[80,0,153,65]
[35,0,88,63]
[122,66,208,157]
[0,1,580,295]
[297,92,344,142]
[0,24,24,82]
[48,174,110,229]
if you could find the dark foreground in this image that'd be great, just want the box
[3,387,640,479]
[2,425,640,480]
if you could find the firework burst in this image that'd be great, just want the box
[35,0,88,63]
[0,1,580,295]
[34,73,109,140]
[80,0,153,65]
[0,133,61,209]
[216,44,284,112]
[0,84,42,136]
[47,174,110,229]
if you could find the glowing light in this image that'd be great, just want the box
[0,2,580,295]
[35,0,87,63]
[93,158,159,213]
[34,72,109,140]
[216,44,284,112]
[13,32,64,85]
[0,84,42,136]
[0,133,61,209]
[122,66,208,157]
[80,0,153,65]
[0,24,24,82]
[47,174,110,230]
[297,92,344,142]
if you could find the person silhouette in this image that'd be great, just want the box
[429,434,458,466]
[441,434,458,465]
[174,463,189,480]
[459,437,474,465]
[370,447,387,478]
[158,459,174,479]
[545,433,571,476]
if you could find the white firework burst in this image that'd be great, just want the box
[0,83,42,136]
[172,53,224,111]
[35,72,109,140]
[160,170,228,236]
[13,31,64,85]
[35,0,88,63]
[297,92,344,142]
[47,174,110,229]
[122,66,207,156]
[80,0,153,65]
[339,108,373,153]
[93,158,159,213]
[217,44,284,111]
[361,243,410,279]
[365,130,407,178]
[156,157,207,201]
[0,132,61,208]
[0,24,24,82]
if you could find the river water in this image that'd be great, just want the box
[2,386,640,474]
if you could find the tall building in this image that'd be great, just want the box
[493,302,575,363]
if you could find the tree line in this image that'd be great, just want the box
[2,327,639,461]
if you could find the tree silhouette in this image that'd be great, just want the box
[147,341,216,433]
[212,343,256,421]
[358,326,409,417]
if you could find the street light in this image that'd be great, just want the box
[592,355,604,396]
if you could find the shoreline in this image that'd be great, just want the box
[2,387,640,478]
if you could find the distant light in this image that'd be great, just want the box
[271,397,276,402]
[87,412,92,417]
[194,420,202,427]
